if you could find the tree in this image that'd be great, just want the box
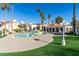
[11,3,14,20]
[23,24,27,32]
[0,3,10,34]
[40,12,46,24]
[36,7,40,13]
[36,8,46,30]
[18,23,23,32]
[10,3,14,33]
[55,16,64,24]
[72,3,76,33]
[48,14,51,24]
[18,23,28,32]
[36,8,46,24]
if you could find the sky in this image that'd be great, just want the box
[0,3,79,24]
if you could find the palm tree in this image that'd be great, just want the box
[40,12,46,30]
[18,23,23,32]
[36,7,41,13]
[48,14,51,24]
[23,24,27,32]
[10,3,14,33]
[11,3,14,20]
[0,3,10,34]
[72,3,76,33]
[55,16,64,24]
[37,8,46,24]
[36,8,46,30]
[40,12,45,24]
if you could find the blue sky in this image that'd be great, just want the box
[0,3,79,24]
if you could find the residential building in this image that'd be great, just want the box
[31,23,73,33]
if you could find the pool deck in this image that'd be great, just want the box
[0,33,53,53]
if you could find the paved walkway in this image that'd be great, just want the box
[0,33,53,53]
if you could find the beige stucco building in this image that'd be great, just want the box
[0,19,19,33]
[31,23,73,33]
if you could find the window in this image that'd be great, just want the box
[66,28,68,31]
[0,24,2,27]
[50,28,51,31]
[43,27,46,31]
[47,28,48,31]
[52,28,54,32]
[56,28,59,32]
[60,27,63,32]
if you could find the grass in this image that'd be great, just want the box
[0,32,6,38]
[0,35,79,56]
[0,35,6,38]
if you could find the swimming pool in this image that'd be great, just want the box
[15,33,33,37]
[15,32,44,37]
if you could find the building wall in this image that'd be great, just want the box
[31,24,73,33]
[65,26,73,33]
[31,24,37,30]
[0,20,19,33]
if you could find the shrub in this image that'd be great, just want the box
[0,31,2,35]
[13,29,22,32]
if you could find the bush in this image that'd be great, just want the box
[13,29,22,32]
[65,32,76,35]
[0,31,2,35]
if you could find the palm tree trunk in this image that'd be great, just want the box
[73,3,76,33]
[12,5,14,20]
[11,5,14,33]
[4,9,6,34]
[10,20,13,33]
[41,20,44,31]
[48,19,50,24]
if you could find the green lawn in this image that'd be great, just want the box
[0,35,79,56]
[0,35,6,38]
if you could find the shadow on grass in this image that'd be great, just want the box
[53,43,61,45]
[60,48,79,56]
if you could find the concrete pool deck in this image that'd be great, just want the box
[0,33,53,53]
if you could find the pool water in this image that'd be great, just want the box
[15,32,44,37]
[15,33,33,37]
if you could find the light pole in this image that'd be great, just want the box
[62,21,65,46]
[62,21,69,46]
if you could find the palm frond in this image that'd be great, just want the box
[40,12,44,17]
[0,3,10,11]
[0,3,2,7]
[11,3,14,5]
[48,14,51,19]
[36,7,40,13]
[42,16,46,20]
[1,7,4,10]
